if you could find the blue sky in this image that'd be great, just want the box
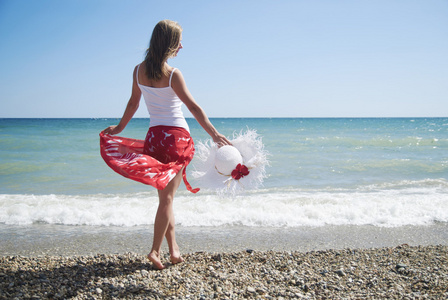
[1,0,447,118]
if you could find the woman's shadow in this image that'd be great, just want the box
[1,253,173,298]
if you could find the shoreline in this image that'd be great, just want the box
[1,223,448,257]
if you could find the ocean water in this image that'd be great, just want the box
[1,118,447,229]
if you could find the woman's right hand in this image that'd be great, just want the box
[102,125,122,135]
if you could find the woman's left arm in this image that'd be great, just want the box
[171,69,231,146]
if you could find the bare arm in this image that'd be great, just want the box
[102,66,142,135]
[171,69,231,145]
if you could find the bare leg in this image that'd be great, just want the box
[165,217,184,265]
[148,168,184,270]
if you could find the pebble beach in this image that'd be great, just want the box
[1,244,447,299]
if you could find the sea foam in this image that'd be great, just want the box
[1,179,447,228]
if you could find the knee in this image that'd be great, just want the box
[158,194,174,207]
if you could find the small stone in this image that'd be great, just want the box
[128,286,141,293]
[95,288,102,294]
[247,286,256,293]
[335,269,346,277]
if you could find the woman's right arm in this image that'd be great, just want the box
[102,66,142,135]
[171,69,231,146]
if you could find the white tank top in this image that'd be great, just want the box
[136,64,189,132]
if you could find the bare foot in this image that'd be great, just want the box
[170,254,184,265]
[147,251,165,270]
[170,247,184,265]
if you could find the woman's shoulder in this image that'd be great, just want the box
[133,63,142,77]
[135,62,143,72]
[170,67,184,78]
[170,67,187,86]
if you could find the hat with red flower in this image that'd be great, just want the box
[192,129,269,195]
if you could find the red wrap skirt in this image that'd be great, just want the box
[100,126,199,193]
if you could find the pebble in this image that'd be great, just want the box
[0,245,447,299]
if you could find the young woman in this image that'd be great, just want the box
[101,20,231,270]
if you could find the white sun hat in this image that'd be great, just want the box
[191,129,269,195]
[214,145,243,175]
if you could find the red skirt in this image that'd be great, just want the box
[100,126,199,193]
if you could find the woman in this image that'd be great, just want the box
[101,20,231,270]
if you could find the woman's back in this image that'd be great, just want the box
[136,63,189,132]
[137,63,173,88]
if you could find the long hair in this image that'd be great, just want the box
[144,20,182,81]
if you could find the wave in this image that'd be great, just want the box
[1,179,447,228]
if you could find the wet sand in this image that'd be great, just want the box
[1,223,447,257]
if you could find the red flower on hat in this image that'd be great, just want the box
[231,164,250,180]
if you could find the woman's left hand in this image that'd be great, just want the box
[213,133,232,147]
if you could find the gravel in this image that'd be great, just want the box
[1,244,447,299]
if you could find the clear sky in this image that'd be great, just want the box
[1,0,447,118]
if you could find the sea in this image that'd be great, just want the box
[1,118,448,254]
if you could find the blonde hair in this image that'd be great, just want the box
[144,20,183,81]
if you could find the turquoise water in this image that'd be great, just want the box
[1,118,447,227]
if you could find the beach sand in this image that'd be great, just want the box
[1,224,448,298]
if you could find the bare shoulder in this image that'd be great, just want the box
[171,67,183,76]
[134,63,143,74]
[133,64,141,79]
[171,68,186,84]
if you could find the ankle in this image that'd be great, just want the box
[169,245,179,253]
